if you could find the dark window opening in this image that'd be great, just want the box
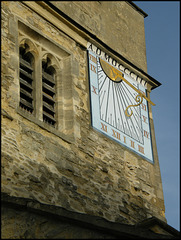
[42,57,56,127]
[19,44,34,114]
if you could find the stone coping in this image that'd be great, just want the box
[1,193,179,239]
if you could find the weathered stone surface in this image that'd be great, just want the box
[1,2,166,238]
[2,194,179,239]
[50,1,148,72]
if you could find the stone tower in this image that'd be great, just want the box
[1,1,179,239]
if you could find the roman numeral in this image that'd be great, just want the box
[90,63,96,73]
[142,115,148,123]
[89,54,97,64]
[138,145,144,154]
[130,140,135,149]
[112,129,121,140]
[141,103,147,112]
[101,122,107,132]
[92,85,98,95]
[144,130,150,139]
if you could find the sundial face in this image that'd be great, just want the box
[98,58,144,144]
[88,43,154,163]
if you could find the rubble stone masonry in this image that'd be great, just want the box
[1,1,166,238]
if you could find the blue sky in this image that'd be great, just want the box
[134,1,180,231]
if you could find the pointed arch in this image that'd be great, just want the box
[41,53,59,127]
[19,38,39,58]
[19,38,37,113]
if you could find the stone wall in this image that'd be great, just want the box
[2,193,178,239]
[1,1,166,236]
[49,1,148,72]
[1,197,116,239]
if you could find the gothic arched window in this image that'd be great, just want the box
[18,23,74,141]
[19,43,34,113]
[42,57,56,127]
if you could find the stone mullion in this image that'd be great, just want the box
[56,67,62,131]
[35,46,43,121]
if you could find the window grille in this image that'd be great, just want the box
[19,44,34,113]
[42,58,56,126]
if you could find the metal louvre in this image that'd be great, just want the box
[42,63,56,127]
[19,48,34,113]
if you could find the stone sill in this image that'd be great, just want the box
[17,108,74,144]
